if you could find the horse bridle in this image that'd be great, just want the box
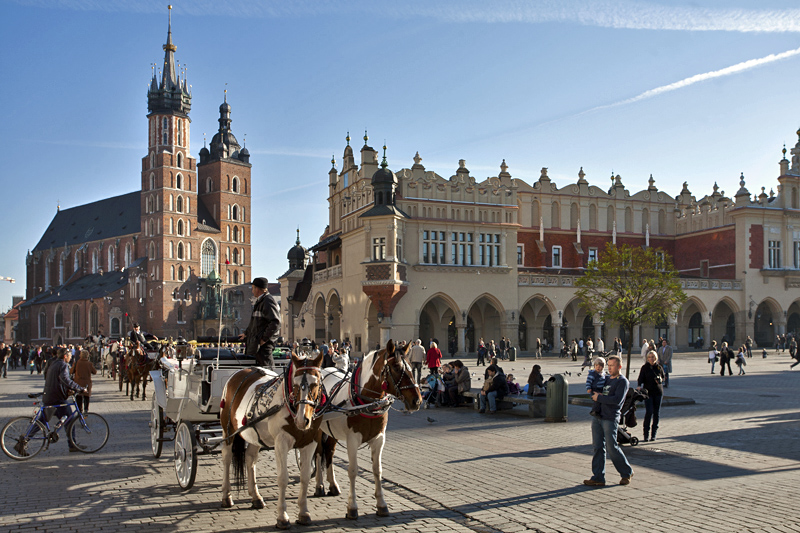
[288,365,324,420]
[380,355,419,396]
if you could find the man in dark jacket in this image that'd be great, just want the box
[240,277,280,368]
[129,323,157,351]
[584,355,633,487]
[479,364,509,414]
[41,348,87,453]
[719,341,734,376]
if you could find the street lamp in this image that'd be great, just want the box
[377,312,384,324]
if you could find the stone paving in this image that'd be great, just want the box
[1,350,799,533]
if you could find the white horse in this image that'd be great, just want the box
[102,341,122,378]
[219,351,325,529]
[315,340,422,519]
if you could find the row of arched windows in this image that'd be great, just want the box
[225,269,245,284]
[531,200,667,234]
[227,225,244,243]
[227,204,245,222]
[205,176,246,194]
[168,240,192,260]
[44,243,132,289]
[37,303,98,339]
[226,246,245,265]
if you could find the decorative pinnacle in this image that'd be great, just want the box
[740,172,745,188]
[363,130,369,146]
[331,155,336,168]
[296,227,301,245]
[500,159,508,173]
[381,144,388,168]
[346,131,350,146]
[783,143,787,159]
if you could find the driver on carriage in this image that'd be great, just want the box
[129,323,158,352]
[239,277,280,369]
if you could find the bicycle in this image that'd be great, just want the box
[1,392,110,460]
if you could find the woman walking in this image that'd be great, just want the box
[637,350,665,442]
[72,349,97,412]
[708,340,719,374]
[426,341,443,375]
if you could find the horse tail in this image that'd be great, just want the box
[231,434,247,490]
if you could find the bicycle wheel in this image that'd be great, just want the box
[68,413,109,453]
[1,417,48,460]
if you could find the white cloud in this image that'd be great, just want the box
[590,46,800,112]
[12,0,800,33]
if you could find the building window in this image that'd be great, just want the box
[588,247,598,266]
[111,317,121,336]
[201,239,216,277]
[176,174,182,190]
[396,238,403,262]
[177,126,182,147]
[232,226,239,243]
[177,242,184,260]
[89,304,99,335]
[233,270,239,284]
[71,305,80,337]
[423,230,446,264]
[232,248,239,265]
[177,152,182,168]
[372,237,386,260]
[206,177,213,193]
[232,205,239,221]
[54,305,63,328]
[794,239,800,269]
[552,245,562,268]
[517,245,524,266]
[768,240,781,269]
[178,265,184,281]
[700,260,709,278]
[479,233,500,266]
[450,232,474,266]
[150,174,155,190]
[38,310,47,338]
[177,219,184,236]
[232,176,239,193]
[163,132,168,145]
[108,247,115,272]
[655,250,665,271]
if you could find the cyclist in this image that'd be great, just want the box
[41,347,87,453]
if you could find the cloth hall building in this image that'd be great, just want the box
[19,16,252,344]
[280,133,800,357]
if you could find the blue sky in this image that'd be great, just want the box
[2,0,799,311]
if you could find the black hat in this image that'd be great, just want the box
[133,322,140,328]
[252,277,268,289]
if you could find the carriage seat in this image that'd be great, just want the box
[195,348,257,364]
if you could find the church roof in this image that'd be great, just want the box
[21,257,145,308]
[196,199,220,232]
[33,191,141,252]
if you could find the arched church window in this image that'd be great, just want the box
[178,265,184,281]
[163,117,168,129]
[201,239,216,277]
[233,226,239,243]
[108,246,115,272]
[206,177,213,193]
[232,205,239,221]
[177,219,184,236]
[233,270,239,284]
[177,125,182,146]
[125,243,131,266]
[176,174,183,190]
[177,242,184,260]
[149,242,156,260]
[150,153,155,169]
[163,132,168,145]
[176,196,183,213]
[232,248,239,265]
[177,152,182,168]
[232,176,239,193]
[150,174,155,190]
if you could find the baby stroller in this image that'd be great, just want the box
[423,373,446,409]
[617,387,648,446]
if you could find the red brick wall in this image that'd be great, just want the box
[749,224,763,270]
[674,227,736,278]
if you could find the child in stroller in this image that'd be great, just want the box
[617,387,649,446]
[423,372,447,409]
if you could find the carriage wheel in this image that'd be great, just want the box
[174,421,197,490]
[150,398,164,458]
[630,436,639,446]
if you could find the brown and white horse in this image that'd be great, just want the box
[219,351,324,529]
[315,339,422,519]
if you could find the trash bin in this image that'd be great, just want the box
[508,347,516,361]
[545,374,568,422]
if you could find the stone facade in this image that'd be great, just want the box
[280,131,800,356]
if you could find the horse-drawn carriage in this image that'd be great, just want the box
[149,347,259,489]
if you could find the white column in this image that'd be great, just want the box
[500,230,507,266]
[457,325,466,356]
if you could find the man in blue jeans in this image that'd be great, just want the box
[584,355,634,486]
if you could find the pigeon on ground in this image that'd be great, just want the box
[427,417,436,424]
[564,371,571,376]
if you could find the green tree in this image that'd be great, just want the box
[575,243,686,378]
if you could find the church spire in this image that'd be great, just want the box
[147,5,191,117]
[161,5,178,90]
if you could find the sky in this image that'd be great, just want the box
[1,0,799,312]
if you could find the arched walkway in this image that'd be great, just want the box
[754,299,780,348]
[466,295,503,353]
[519,296,555,352]
[313,294,326,344]
[711,299,738,346]
[418,294,458,355]
[327,291,341,342]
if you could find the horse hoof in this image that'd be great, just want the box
[377,506,390,517]
[345,509,358,520]
[313,487,325,498]
[327,487,340,497]
[251,499,265,510]
[276,518,290,530]
[296,515,311,526]
[221,497,233,508]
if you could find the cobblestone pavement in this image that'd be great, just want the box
[1,350,799,533]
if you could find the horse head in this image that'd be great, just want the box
[290,350,324,431]
[381,340,422,412]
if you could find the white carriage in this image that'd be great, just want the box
[149,346,291,490]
